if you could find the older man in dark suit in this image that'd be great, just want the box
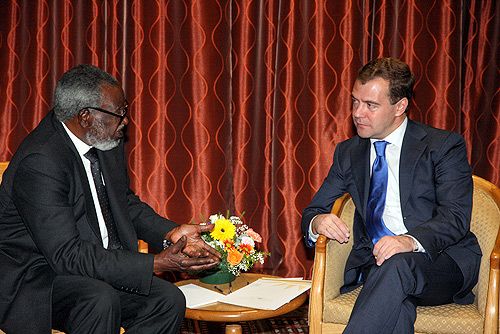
[302,58,481,333]
[0,64,220,334]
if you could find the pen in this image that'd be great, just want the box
[213,286,224,294]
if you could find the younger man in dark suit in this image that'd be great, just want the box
[302,57,481,333]
[0,64,220,334]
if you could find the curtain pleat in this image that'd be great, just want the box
[0,0,498,278]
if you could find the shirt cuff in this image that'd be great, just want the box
[307,215,320,245]
[406,234,425,253]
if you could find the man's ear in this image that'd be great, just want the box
[395,98,408,116]
[77,109,92,128]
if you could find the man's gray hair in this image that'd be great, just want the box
[53,64,120,122]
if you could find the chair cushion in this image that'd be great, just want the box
[324,287,484,334]
[415,304,483,334]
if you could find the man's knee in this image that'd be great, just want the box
[121,278,186,332]
[52,276,121,332]
[53,275,120,309]
[380,253,416,272]
[153,278,186,316]
[369,253,426,295]
[83,281,121,314]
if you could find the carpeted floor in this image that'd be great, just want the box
[2,303,308,334]
[180,302,309,334]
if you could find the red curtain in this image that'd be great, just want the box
[0,0,498,278]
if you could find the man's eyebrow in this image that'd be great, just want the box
[350,95,380,105]
[363,99,380,105]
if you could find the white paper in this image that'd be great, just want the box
[178,284,224,308]
[218,278,311,310]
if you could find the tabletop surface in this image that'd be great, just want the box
[175,273,308,322]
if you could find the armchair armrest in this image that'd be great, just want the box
[138,240,149,253]
[477,175,500,333]
[309,235,329,334]
[484,222,500,333]
[309,194,355,334]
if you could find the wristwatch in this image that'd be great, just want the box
[404,234,418,252]
[163,239,174,250]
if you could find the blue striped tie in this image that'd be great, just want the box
[366,141,395,244]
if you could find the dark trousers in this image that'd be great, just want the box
[52,275,185,334]
[343,252,463,334]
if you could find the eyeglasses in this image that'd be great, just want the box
[81,102,128,125]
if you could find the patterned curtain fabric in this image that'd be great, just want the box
[0,0,498,278]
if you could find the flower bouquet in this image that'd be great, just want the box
[200,213,269,284]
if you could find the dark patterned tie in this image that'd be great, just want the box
[84,148,123,250]
[366,140,395,244]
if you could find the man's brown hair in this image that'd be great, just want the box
[357,57,415,107]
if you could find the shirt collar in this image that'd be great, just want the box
[61,122,92,157]
[370,116,408,148]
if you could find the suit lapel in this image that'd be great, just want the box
[350,121,428,221]
[399,120,427,209]
[350,137,371,219]
[51,113,104,242]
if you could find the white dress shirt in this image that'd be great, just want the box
[309,117,424,251]
[370,117,407,235]
[62,122,110,248]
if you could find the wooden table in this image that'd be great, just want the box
[175,273,308,334]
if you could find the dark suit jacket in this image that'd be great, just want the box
[302,119,481,304]
[0,111,178,333]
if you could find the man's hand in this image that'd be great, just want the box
[153,236,219,273]
[312,213,350,243]
[373,235,415,266]
[166,224,221,261]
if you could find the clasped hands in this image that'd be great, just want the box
[312,213,415,266]
[153,224,221,273]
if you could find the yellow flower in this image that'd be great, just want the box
[210,218,236,241]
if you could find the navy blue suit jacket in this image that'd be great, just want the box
[302,119,481,303]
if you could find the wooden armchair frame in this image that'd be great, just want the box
[309,175,500,334]
[0,161,8,183]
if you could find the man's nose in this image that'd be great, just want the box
[352,104,365,118]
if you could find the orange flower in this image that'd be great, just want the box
[227,249,244,266]
[238,243,253,255]
[224,239,235,250]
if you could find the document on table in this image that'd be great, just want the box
[177,284,224,308]
[218,278,311,310]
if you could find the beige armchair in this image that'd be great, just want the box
[309,175,500,334]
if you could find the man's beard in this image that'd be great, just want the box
[85,119,123,151]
